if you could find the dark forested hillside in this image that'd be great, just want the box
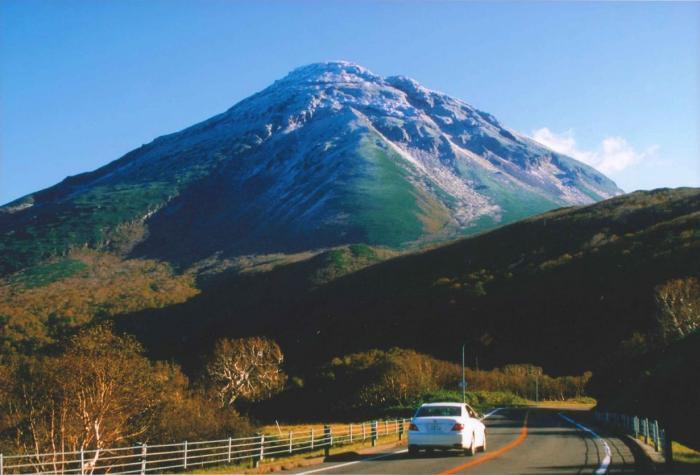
[114,187,700,446]
[2,187,698,448]
[117,187,699,371]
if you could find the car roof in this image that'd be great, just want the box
[420,402,464,407]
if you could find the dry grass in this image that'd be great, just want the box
[523,399,596,410]
[260,420,388,436]
[184,430,406,474]
[673,441,700,466]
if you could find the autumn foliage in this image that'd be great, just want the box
[0,324,251,463]
[0,251,198,354]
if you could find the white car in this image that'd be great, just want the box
[407,402,486,456]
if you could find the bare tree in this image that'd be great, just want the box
[4,324,161,474]
[655,277,700,343]
[206,337,286,406]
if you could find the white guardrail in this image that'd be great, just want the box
[0,419,410,474]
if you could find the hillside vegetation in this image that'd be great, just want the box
[118,188,699,370]
[0,250,198,354]
[1,187,697,449]
[113,187,699,446]
[252,348,592,421]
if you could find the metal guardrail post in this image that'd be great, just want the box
[652,421,661,451]
[643,418,649,444]
[183,440,188,470]
[324,425,331,457]
[663,428,673,466]
[289,431,293,454]
[371,421,378,447]
[140,443,147,475]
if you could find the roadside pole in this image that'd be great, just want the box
[461,343,466,404]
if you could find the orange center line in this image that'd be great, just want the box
[437,411,530,475]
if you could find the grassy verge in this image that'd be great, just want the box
[523,397,597,410]
[671,441,700,473]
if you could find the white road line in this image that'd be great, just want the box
[559,413,611,475]
[295,449,408,474]
[481,407,504,420]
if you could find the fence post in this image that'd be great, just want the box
[260,434,265,464]
[324,425,331,457]
[228,437,232,463]
[184,441,188,470]
[652,421,661,452]
[384,420,388,435]
[633,416,639,438]
[663,427,673,467]
[371,421,378,447]
[310,428,314,450]
[80,448,85,475]
[289,431,293,454]
[399,421,404,441]
[253,433,264,468]
[362,422,366,441]
[349,423,353,443]
[1,452,3,475]
[140,443,147,475]
[643,418,649,444]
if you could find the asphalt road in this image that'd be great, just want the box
[288,408,641,474]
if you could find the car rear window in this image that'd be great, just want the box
[415,406,461,417]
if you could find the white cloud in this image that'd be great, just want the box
[531,127,657,175]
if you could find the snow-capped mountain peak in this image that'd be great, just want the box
[1,61,622,272]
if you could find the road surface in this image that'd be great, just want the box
[288,408,642,474]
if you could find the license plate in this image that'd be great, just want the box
[430,423,440,431]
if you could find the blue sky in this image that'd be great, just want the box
[1,0,699,204]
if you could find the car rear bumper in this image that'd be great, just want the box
[408,432,465,448]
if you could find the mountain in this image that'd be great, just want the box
[0,61,621,275]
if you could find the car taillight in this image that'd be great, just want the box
[409,423,419,431]
[451,423,465,431]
